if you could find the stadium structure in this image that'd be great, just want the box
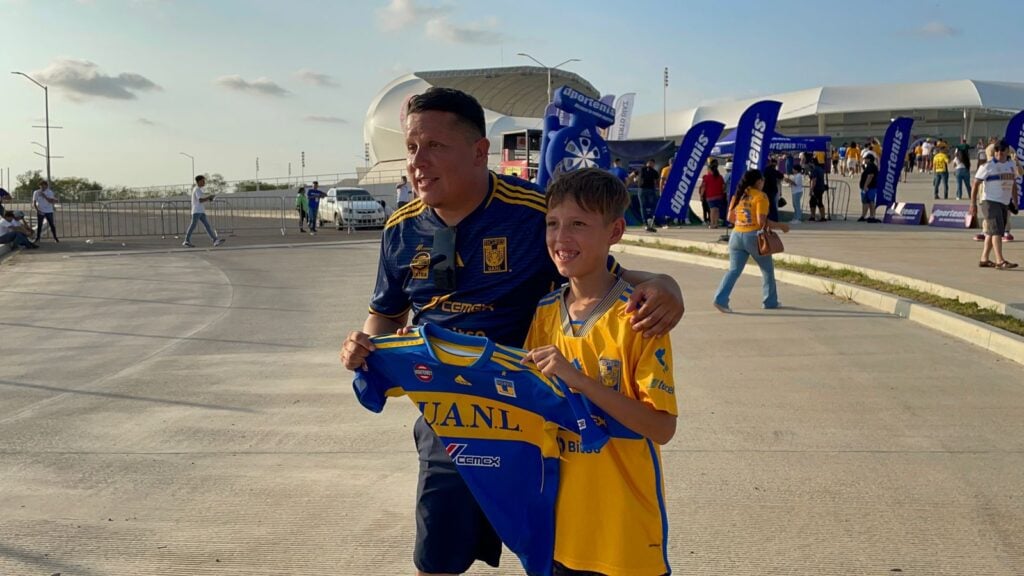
[362,71,1024,183]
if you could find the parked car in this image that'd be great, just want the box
[321,187,387,229]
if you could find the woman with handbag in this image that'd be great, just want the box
[713,169,790,313]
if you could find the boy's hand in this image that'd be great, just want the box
[525,346,580,386]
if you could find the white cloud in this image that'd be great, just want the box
[304,115,348,124]
[377,0,451,31]
[215,75,290,97]
[295,69,338,88]
[425,16,505,45]
[30,59,161,101]
[918,21,958,37]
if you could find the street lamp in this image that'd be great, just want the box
[179,152,195,181]
[516,53,581,104]
[12,71,52,185]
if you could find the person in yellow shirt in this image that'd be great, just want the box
[915,144,924,172]
[524,168,677,576]
[846,143,860,175]
[659,157,675,226]
[713,169,790,312]
[932,146,950,199]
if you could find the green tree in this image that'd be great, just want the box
[205,173,227,195]
[234,180,279,192]
[14,170,45,201]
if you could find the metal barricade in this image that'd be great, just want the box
[208,195,287,236]
[2,201,108,240]
[827,180,852,221]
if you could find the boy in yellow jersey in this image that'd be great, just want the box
[524,168,677,576]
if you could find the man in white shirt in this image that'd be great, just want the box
[970,141,1019,269]
[183,175,225,248]
[920,139,935,173]
[1,210,38,249]
[396,175,413,208]
[32,180,59,243]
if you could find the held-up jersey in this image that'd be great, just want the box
[353,323,608,576]
[525,279,678,576]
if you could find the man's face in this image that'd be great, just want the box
[994,148,1008,161]
[405,111,488,209]
[197,178,206,187]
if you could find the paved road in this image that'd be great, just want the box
[1,244,1022,575]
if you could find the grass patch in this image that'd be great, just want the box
[622,239,1024,337]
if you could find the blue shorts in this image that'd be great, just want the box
[413,417,502,573]
[707,198,727,212]
[861,188,877,204]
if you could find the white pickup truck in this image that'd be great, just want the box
[320,187,387,230]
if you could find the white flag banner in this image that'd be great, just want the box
[609,93,636,141]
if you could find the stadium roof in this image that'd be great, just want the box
[415,66,600,118]
[630,80,1024,139]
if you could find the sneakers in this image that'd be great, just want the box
[857,216,867,222]
[1004,233,1014,242]
[213,238,225,247]
[713,303,732,314]
[974,234,986,242]
[182,241,195,248]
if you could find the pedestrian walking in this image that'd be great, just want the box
[396,175,413,208]
[970,141,1018,269]
[306,181,326,235]
[182,175,224,248]
[32,180,59,243]
[713,169,790,312]
[295,187,309,233]
[932,146,950,199]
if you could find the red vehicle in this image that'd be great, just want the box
[498,129,542,181]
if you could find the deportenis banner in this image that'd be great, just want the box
[609,93,636,141]
[728,100,782,198]
[1005,109,1024,194]
[876,117,914,207]
[655,120,725,220]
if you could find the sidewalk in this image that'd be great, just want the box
[628,221,1024,318]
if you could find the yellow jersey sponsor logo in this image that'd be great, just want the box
[649,378,675,395]
[494,377,517,398]
[411,250,430,280]
[483,237,508,273]
[598,358,621,391]
[440,301,496,314]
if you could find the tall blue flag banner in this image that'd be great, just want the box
[876,117,914,207]
[537,86,615,189]
[655,120,725,220]
[728,100,783,198]
[1005,109,1024,195]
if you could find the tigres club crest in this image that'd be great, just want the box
[598,358,621,391]
[410,250,430,280]
[483,237,508,273]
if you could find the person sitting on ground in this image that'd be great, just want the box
[523,168,677,576]
[858,155,881,223]
[0,210,39,250]
[712,169,790,312]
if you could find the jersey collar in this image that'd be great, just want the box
[418,323,496,369]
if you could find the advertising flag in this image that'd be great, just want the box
[876,117,914,207]
[1004,109,1024,194]
[609,93,636,141]
[728,100,782,198]
[655,120,725,220]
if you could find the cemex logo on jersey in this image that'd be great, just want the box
[446,443,501,468]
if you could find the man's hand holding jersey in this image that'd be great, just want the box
[524,345,676,445]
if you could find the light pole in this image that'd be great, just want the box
[516,53,581,104]
[12,71,51,185]
[179,152,195,182]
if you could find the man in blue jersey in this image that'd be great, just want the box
[306,181,326,235]
[340,87,684,576]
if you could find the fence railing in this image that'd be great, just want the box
[3,195,294,239]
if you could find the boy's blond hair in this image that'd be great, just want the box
[546,168,630,223]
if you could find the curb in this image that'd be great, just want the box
[612,242,1024,369]
[622,233,1024,322]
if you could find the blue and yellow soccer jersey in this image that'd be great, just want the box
[524,278,678,576]
[353,323,608,576]
[370,172,622,348]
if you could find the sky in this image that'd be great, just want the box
[2,0,1022,190]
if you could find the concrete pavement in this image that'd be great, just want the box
[1,243,1022,575]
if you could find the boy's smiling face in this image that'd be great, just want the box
[545,197,625,280]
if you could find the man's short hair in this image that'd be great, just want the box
[195,175,205,183]
[546,168,629,223]
[406,87,486,139]
[2,211,13,218]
